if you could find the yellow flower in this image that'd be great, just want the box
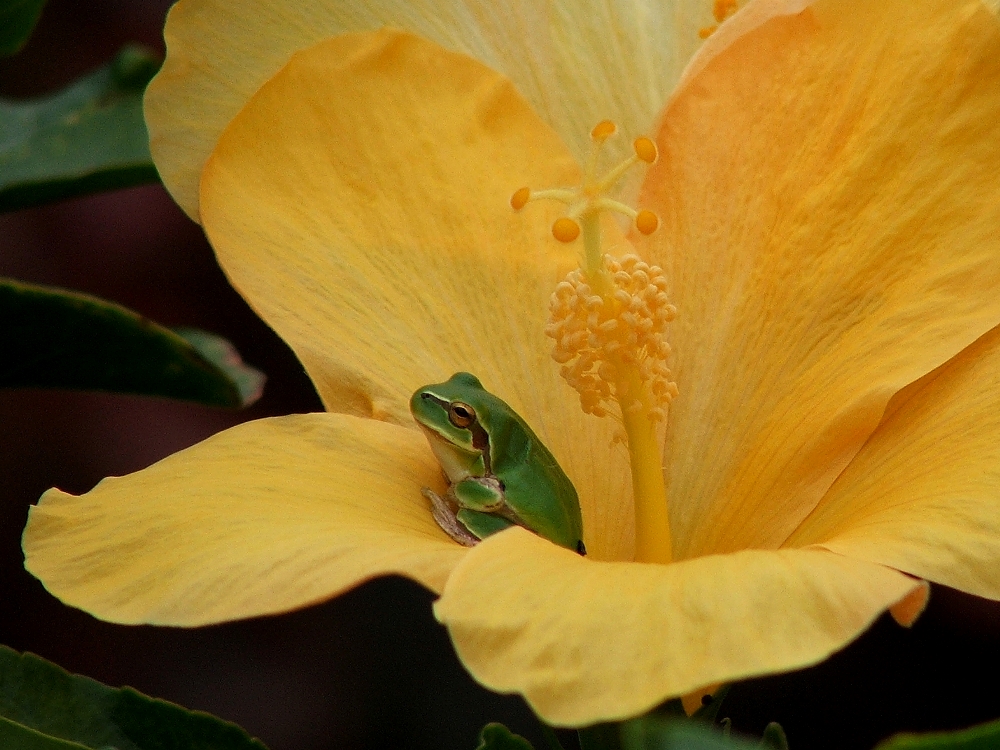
[22,0,1000,728]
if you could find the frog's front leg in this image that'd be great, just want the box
[452,476,505,513]
[421,488,478,547]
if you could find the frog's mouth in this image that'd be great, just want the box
[420,425,490,484]
[416,392,493,475]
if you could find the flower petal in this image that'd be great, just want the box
[434,526,921,726]
[147,0,717,221]
[200,30,633,560]
[23,413,466,626]
[788,325,1000,601]
[639,0,1000,558]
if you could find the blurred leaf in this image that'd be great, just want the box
[0,0,47,56]
[0,278,264,406]
[578,724,623,750]
[0,645,269,750]
[760,723,788,750]
[691,686,731,724]
[876,718,1000,750]
[621,716,760,750]
[0,44,160,211]
[0,717,91,750]
[476,723,535,750]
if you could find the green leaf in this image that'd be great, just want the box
[759,723,788,750]
[0,278,264,406]
[0,717,92,750]
[620,717,760,750]
[0,645,269,750]
[476,723,535,750]
[876,718,1000,750]
[0,0,47,56]
[0,44,161,211]
[691,686,731,725]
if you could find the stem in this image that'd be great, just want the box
[619,366,673,564]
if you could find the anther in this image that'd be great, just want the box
[510,187,531,210]
[552,217,581,243]
[591,120,617,141]
[714,0,739,22]
[633,137,658,164]
[636,210,659,235]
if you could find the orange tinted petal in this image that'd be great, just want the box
[790,325,1000,601]
[639,0,1000,557]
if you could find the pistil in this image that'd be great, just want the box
[515,122,678,564]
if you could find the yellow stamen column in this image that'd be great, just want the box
[579,213,673,564]
[518,122,678,564]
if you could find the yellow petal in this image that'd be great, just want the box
[788,325,1000,601]
[147,0,718,221]
[434,526,922,726]
[23,413,466,626]
[200,30,633,560]
[638,0,1000,558]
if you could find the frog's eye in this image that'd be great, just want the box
[448,402,476,429]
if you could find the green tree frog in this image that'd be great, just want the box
[410,372,585,555]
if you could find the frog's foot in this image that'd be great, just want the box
[422,488,478,547]
[456,508,517,541]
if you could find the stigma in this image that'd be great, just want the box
[510,120,660,245]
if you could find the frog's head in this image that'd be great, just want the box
[410,372,491,481]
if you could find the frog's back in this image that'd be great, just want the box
[478,393,584,551]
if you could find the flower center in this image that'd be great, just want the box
[512,121,676,564]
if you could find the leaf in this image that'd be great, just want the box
[760,723,788,750]
[0,278,264,407]
[0,0,47,56]
[620,717,760,750]
[0,645,269,750]
[0,44,161,211]
[0,717,92,750]
[476,723,535,750]
[876,718,1000,750]
[691,686,731,724]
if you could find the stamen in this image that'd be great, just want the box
[510,187,531,210]
[636,210,659,235]
[701,0,739,38]
[515,121,676,564]
[546,254,678,563]
[633,137,658,164]
[591,120,618,141]
[546,254,677,422]
[552,217,581,243]
[714,0,739,22]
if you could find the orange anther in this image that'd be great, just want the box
[510,187,531,210]
[591,120,617,141]
[635,210,659,235]
[633,137,658,164]
[713,0,738,22]
[698,25,717,39]
[552,217,581,243]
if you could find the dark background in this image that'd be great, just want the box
[2,2,999,749]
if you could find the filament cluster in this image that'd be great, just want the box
[546,254,678,422]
